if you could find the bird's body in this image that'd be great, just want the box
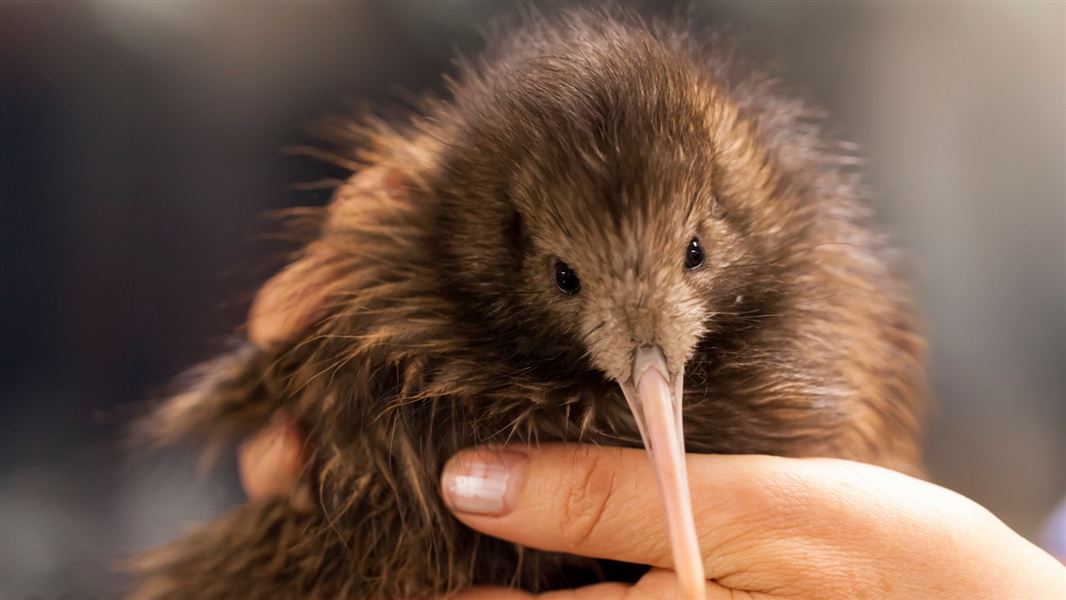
[136,9,925,600]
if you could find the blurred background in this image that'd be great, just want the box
[2,1,1063,597]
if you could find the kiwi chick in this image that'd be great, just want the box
[133,7,926,600]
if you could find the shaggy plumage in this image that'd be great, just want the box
[133,7,926,599]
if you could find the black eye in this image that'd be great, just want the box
[554,260,581,295]
[685,237,704,270]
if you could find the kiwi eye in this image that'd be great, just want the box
[685,237,704,270]
[554,260,581,295]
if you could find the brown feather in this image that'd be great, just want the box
[133,7,926,599]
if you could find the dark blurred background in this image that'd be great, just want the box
[2,1,1063,597]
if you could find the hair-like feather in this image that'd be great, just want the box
[133,7,926,599]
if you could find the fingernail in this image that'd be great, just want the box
[442,450,526,516]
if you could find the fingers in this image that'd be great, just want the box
[248,254,338,348]
[243,169,410,496]
[450,573,732,600]
[237,414,305,500]
[439,445,931,587]
[249,165,409,349]
[441,444,697,569]
[448,582,627,599]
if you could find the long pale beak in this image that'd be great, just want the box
[619,346,705,600]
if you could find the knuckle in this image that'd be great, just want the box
[556,452,618,549]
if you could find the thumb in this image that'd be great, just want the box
[438,444,700,570]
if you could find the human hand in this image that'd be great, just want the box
[436,446,1064,599]
[239,432,1063,599]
